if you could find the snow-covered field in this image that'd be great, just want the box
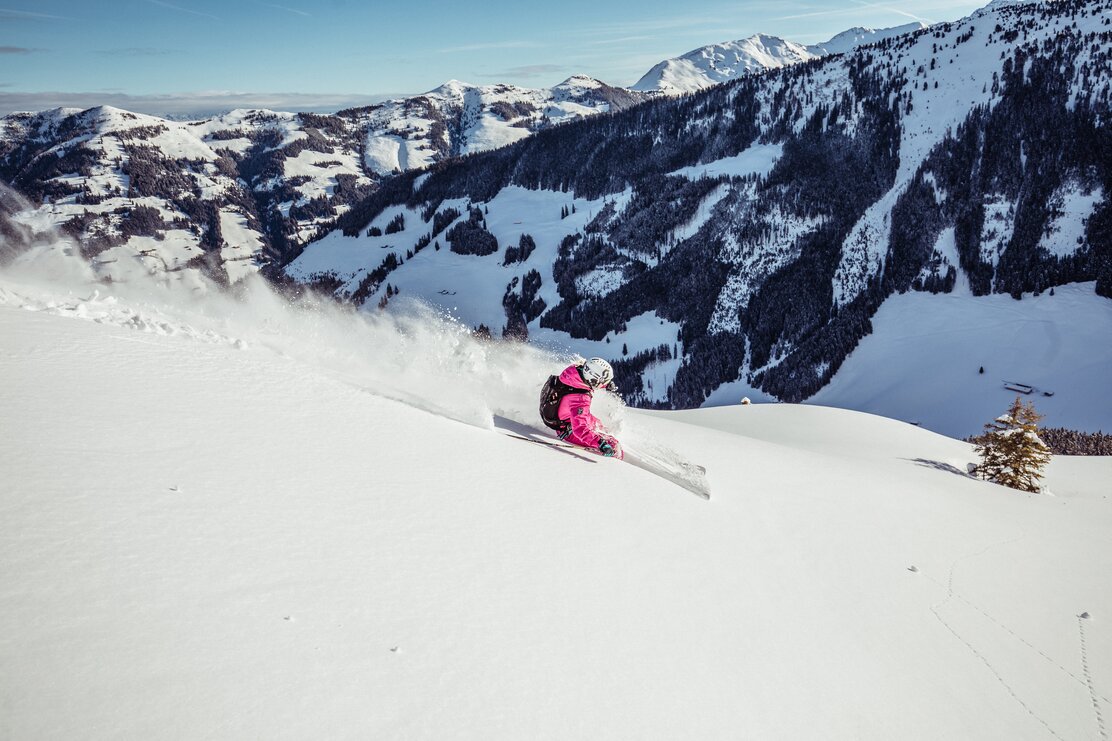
[812,283,1112,438]
[2,245,1110,739]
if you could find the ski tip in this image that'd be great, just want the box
[678,480,711,500]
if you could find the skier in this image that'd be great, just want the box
[539,358,623,459]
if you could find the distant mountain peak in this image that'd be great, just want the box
[556,74,604,89]
[631,34,815,93]
[632,21,930,94]
[808,22,929,56]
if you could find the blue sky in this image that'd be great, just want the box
[1,0,986,114]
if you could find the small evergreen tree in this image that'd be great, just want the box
[972,397,1052,493]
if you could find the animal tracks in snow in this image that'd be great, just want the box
[1078,613,1109,741]
[919,533,1110,740]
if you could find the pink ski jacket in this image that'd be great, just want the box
[556,364,621,456]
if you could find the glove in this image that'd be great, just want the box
[599,439,616,457]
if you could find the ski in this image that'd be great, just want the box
[497,427,711,500]
[623,447,711,501]
[499,431,601,460]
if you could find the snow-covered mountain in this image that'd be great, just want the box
[0,17,929,277]
[0,78,645,284]
[2,253,1110,739]
[808,22,930,56]
[358,76,645,176]
[630,34,818,94]
[282,0,1112,431]
[630,22,928,94]
[0,105,376,284]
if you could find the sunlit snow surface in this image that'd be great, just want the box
[811,283,1112,437]
[2,240,1111,740]
[667,143,783,181]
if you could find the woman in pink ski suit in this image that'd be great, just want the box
[539,358,623,459]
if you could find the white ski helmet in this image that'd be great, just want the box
[579,357,614,389]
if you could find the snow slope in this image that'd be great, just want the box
[286,184,677,362]
[2,247,1111,740]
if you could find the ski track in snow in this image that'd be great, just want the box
[0,241,703,491]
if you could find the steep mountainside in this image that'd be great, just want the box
[286,0,1112,410]
[0,106,375,283]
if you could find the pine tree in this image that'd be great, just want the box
[972,397,1052,492]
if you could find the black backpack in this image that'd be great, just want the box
[539,374,588,433]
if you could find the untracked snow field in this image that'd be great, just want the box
[1,261,1111,740]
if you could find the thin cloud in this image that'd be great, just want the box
[586,35,660,46]
[257,1,311,17]
[850,0,932,24]
[770,6,875,21]
[771,1,934,23]
[94,47,180,57]
[144,0,220,21]
[0,46,40,54]
[0,8,70,21]
[582,13,732,38]
[438,40,540,54]
[0,90,406,118]
[480,64,569,80]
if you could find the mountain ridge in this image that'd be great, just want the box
[3,0,1110,422]
[631,21,930,94]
